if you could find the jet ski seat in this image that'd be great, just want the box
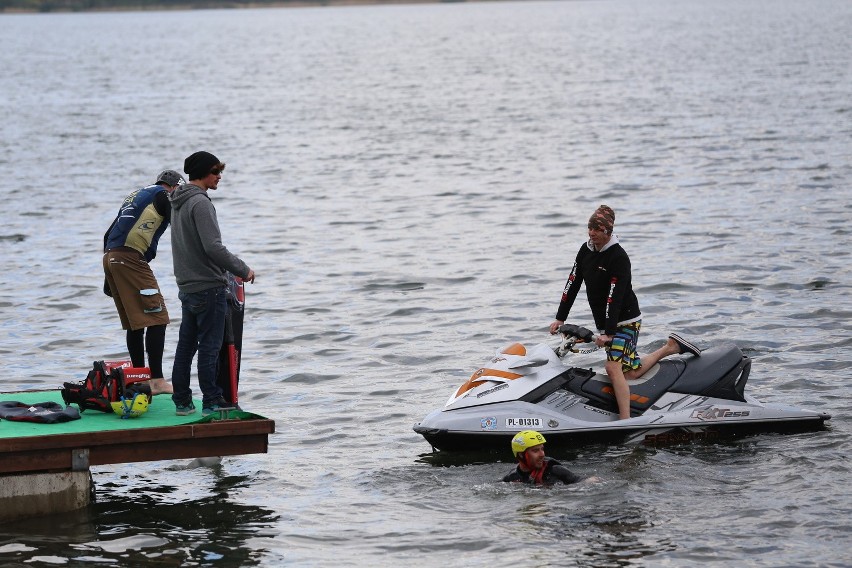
[559,344,750,414]
[563,361,685,414]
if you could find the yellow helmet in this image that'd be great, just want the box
[511,430,546,457]
[111,393,149,419]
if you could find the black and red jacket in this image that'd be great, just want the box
[555,237,641,336]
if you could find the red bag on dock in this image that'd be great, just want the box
[102,360,151,387]
[60,361,151,413]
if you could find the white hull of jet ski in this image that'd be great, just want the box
[414,329,829,452]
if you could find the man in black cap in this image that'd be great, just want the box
[169,151,255,416]
[103,169,185,395]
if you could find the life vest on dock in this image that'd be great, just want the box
[60,361,151,413]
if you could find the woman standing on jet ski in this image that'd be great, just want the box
[548,205,700,420]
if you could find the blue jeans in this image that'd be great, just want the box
[171,286,227,407]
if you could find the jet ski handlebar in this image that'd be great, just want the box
[554,323,601,357]
[558,323,596,343]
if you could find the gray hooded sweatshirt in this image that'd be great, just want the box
[169,183,250,294]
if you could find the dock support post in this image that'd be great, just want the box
[0,470,93,523]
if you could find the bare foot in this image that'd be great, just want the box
[147,378,174,395]
[663,339,681,357]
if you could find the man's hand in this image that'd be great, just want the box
[549,320,564,335]
[245,269,256,284]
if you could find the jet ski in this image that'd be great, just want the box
[413,324,830,451]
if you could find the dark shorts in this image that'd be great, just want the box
[103,249,170,331]
[605,320,642,372]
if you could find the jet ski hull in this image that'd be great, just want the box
[414,339,831,452]
[414,412,830,452]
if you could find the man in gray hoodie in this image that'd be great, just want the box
[169,151,255,416]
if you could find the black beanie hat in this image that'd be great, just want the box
[184,151,224,181]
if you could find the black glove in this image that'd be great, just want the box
[103,278,113,297]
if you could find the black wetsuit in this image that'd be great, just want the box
[502,457,581,485]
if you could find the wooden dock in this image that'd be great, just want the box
[0,417,275,475]
[0,390,275,522]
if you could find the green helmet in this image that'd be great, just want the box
[511,430,546,457]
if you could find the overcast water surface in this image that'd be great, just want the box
[0,0,850,566]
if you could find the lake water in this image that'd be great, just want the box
[1,0,851,565]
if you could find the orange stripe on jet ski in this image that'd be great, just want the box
[501,343,526,356]
[602,386,649,404]
[454,368,524,397]
[455,379,487,397]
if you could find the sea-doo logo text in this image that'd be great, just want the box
[477,383,509,398]
[644,430,721,445]
[691,407,751,420]
[490,356,506,363]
